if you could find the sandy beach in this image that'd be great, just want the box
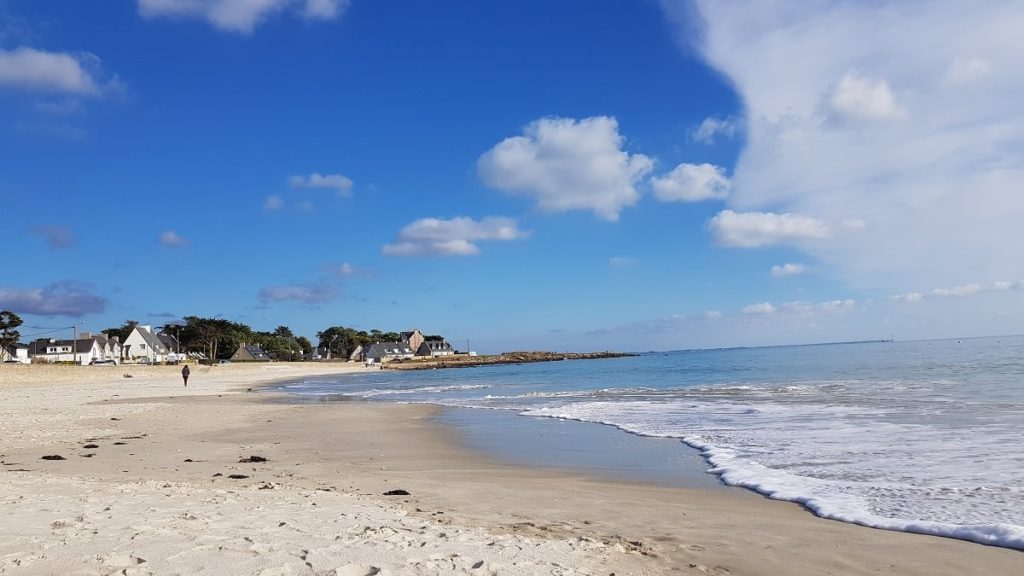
[1,363,1021,575]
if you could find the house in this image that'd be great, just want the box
[363,341,415,363]
[156,331,186,363]
[348,344,363,362]
[231,343,272,362]
[2,343,29,363]
[400,329,424,352]
[122,325,170,364]
[87,333,121,364]
[416,339,455,357]
[27,337,104,365]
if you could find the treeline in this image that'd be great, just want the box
[100,318,423,361]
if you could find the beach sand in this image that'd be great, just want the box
[1,363,1021,575]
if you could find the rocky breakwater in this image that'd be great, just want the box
[383,351,635,371]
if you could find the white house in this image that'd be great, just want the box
[27,338,104,365]
[122,325,170,364]
[2,343,29,363]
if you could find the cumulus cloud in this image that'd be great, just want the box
[741,302,775,315]
[0,48,115,96]
[770,263,806,278]
[258,282,337,305]
[680,1,1024,290]
[159,231,188,247]
[651,162,731,202]
[288,172,353,196]
[933,283,984,298]
[30,225,74,249]
[708,210,830,248]
[382,216,528,257]
[693,116,741,144]
[890,292,923,303]
[0,281,107,317]
[829,72,902,122]
[264,194,283,210]
[477,116,653,221]
[137,0,349,33]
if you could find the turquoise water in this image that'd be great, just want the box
[273,336,1024,549]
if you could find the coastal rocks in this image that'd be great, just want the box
[239,455,268,463]
[40,455,65,460]
[382,489,410,496]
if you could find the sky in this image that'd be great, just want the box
[2,0,1023,353]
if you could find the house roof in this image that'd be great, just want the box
[232,344,271,361]
[365,341,414,358]
[131,326,169,354]
[400,330,421,341]
[157,333,178,351]
[28,338,96,354]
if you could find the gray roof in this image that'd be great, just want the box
[365,341,414,359]
[28,338,96,355]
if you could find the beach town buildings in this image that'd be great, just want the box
[27,336,106,365]
[416,339,455,357]
[230,343,272,362]
[363,341,416,363]
[2,343,29,363]
[123,325,170,364]
[400,329,425,352]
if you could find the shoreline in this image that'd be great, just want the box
[2,364,1022,575]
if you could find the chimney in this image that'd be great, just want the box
[80,332,92,339]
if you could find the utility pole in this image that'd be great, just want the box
[72,323,78,366]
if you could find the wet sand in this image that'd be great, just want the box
[1,363,1021,575]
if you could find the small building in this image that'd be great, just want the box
[231,343,272,362]
[123,325,170,364]
[416,340,455,357]
[2,343,29,363]
[400,329,424,352]
[363,341,415,363]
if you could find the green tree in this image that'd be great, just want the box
[0,310,23,360]
[296,336,313,354]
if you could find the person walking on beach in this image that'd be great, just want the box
[181,364,190,387]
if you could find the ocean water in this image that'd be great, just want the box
[272,336,1024,550]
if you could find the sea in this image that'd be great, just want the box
[270,335,1024,550]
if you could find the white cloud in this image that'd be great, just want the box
[830,72,902,122]
[288,172,353,196]
[609,256,636,269]
[320,261,363,277]
[138,0,348,33]
[651,162,731,202]
[382,216,528,257]
[741,302,775,315]
[0,48,112,96]
[890,292,923,303]
[693,116,741,144]
[704,310,722,320]
[816,299,856,312]
[477,116,653,221]
[933,283,984,297]
[681,1,1024,291]
[264,194,283,210]
[303,0,348,20]
[770,263,806,278]
[258,282,336,305]
[159,230,188,247]
[708,210,830,248]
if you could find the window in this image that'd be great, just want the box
[140,343,146,350]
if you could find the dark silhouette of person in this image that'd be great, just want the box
[181,364,190,387]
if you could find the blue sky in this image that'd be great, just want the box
[3,1,1023,352]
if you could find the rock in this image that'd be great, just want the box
[113,442,127,445]
[227,474,249,479]
[40,455,65,461]
[83,444,99,449]
[239,455,267,463]
[183,458,194,462]
[383,489,410,496]
[212,473,223,477]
